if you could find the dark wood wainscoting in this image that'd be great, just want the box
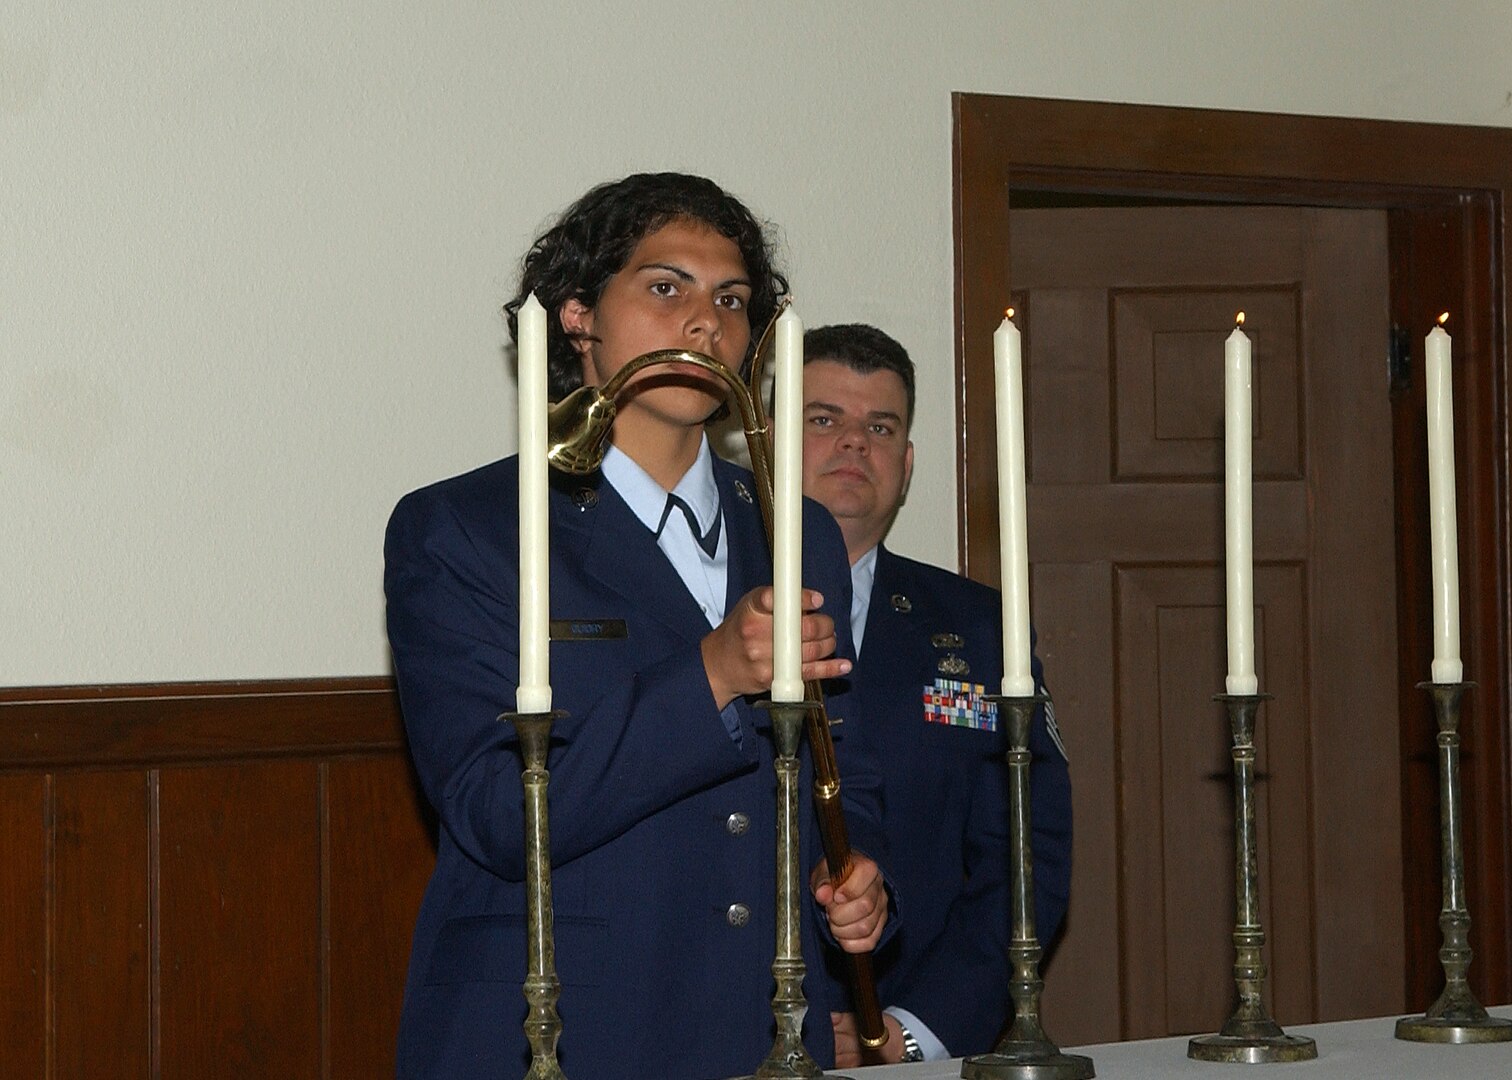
[0,679,435,1080]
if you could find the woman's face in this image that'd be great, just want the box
[561,218,753,432]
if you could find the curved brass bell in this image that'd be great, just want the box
[545,384,620,475]
[545,348,773,499]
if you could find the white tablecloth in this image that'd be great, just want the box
[842,1005,1512,1079]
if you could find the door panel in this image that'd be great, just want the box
[1010,207,1400,1043]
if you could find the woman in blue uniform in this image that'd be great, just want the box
[384,173,890,1079]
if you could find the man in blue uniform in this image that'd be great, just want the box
[802,324,1072,1066]
[385,175,891,1080]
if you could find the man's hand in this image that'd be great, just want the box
[831,1012,861,1068]
[832,1011,907,1066]
[810,854,886,952]
[702,586,852,708]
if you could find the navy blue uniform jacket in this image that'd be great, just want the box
[384,453,889,1080]
[848,545,1071,1055]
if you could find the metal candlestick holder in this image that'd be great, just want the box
[962,693,1093,1080]
[502,708,571,1080]
[734,700,849,1080]
[1188,694,1316,1064]
[1395,681,1512,1043]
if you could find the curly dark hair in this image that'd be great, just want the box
[504,172,789,401]
[803,323,916,430]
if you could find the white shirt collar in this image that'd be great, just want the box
[850,544,879,656]
[601,436,727,628]
[601,436,721,533]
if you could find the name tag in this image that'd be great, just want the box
[550,619,628,642]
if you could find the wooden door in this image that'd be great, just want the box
[1003,207,1403,1043]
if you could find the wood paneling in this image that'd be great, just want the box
[1111,287,1301,481]
[160,761,322,1079]
[1114,563,1316,1036]
[1032,562,1121,1041]
[327,757,436,1080]
[54,770,151,1080]
[0,679,405,767]
[0,678,432,1080]
[0,775,48,1080]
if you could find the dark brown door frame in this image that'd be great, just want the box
[952,93,1512,1008]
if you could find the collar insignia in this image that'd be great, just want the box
[572,487,598,511]
[891,593,912,613]
[733,480,754,504]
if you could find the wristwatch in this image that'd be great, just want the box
[897,1021,925,1063]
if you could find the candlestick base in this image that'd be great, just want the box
[1188,694,1317,1066]
[1395,682,1512,1045]
[1395,1012,1512,1044]
[501,708,572,1080]
[728,701,853,1080]
[1187,1031,1317,1065]
[960,694,1094,1080]
[961,1046,1095,1080]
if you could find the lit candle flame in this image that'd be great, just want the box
[1438,311,1450,327]
[1235,311,1246,328]
[1005,307,1016,320]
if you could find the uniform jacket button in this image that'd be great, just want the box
[726,812,750,836]
[726,903,751,928]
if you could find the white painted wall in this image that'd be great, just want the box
[4,1,1509,685]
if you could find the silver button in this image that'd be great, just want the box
[726,903,751,927]
[725,812,750,836]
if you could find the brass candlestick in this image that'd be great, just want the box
[962,693,1093,1080]
[733,700,850,1080]
[1188,694,1316,1064]
[1395,681,1512,1043]
[502,708,571,1080]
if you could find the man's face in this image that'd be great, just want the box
[560,218,753,431]
[801,359,914,557]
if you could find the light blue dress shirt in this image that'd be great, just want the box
[602,438,727,624]
[849,545,878,657]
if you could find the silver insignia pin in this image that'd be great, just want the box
[734,480,753,504]
[937,654,970,676]
[931,632,965,650]
[891,594,912,613]
[572,488,598,511]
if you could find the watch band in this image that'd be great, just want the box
[898,1021,925,1063]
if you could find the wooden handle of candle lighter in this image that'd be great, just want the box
[805,679,889,1050]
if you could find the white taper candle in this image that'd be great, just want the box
[772,305,805,703]
[1224,316,1258,696]
[1425,316,1462,684]
[516,293,552,714]
[994,311,1034,697]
